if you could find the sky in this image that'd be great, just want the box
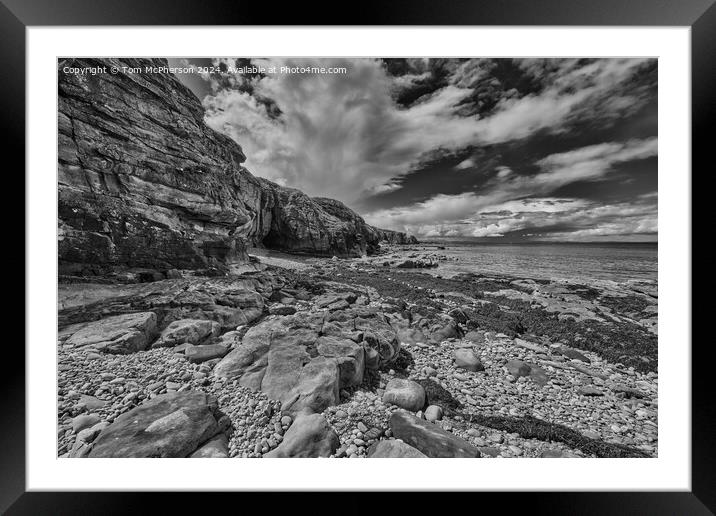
[170,57,657,242]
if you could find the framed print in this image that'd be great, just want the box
[5,0,713,513]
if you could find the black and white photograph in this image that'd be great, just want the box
[57,57,658,460]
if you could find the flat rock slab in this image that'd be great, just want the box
[185,343,230,364]
[153,318,221,348]
[264,413,339,458]
[382,378,426,412]
[88,391,222,458]
[390,411,481,458]
[367,439,427,458]
[58,278,267,332]
[65,312,157,354]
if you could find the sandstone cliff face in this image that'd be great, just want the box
[58,58,414,276]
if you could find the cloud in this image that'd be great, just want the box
[364,138,657,238]
[455,158,476,170]
[198,57,654,207]
[495,166,512,178]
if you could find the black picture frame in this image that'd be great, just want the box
[4,0,712,513]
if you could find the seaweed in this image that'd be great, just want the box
[599,294,652,314]
[461,413,650,458]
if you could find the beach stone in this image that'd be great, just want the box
[65,312,157,354]
[454,349,484,372]
[152,319,221,348]
[190,434,229,458]
[505,360,548,387]
[577,385,604,396]
[72,413,101,433]
[397,327,428,345]
[264,413,339,458]
[89,391,223,458]
[463,330,485,344]
[76,422,107,444]
[382,379,426,411]
[505,360,532,378]
[389,411,481,458]
[184,343,230,364]
[557,345,590,363]
[424,405,443,422]
[428,320,460,344]
[609,383,647,399]
[75,395,106,412]
[367,439,427,458]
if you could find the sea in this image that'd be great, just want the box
[416,241,658,284]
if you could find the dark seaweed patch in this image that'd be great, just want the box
[462,413,649,458]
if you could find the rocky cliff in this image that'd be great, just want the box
[58,58,415,277]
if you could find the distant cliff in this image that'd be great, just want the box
[58,58,416,276]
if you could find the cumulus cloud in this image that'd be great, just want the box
[495,166,512,178]
[198,57,654,207]
[455,158,476,170]
[364,138,657,239]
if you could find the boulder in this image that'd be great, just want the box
[72,413,101,433]
[213,311,394,414]
[152,319,221,348]
[389,411,481,458]
[65,312,157,354]
[397,327,428,346]
[506,360,532,378]
[264,414,339,458]
[454,349,484,372]
[463,330,485,345]
[505,360,548,387]
[189,434,229,458]
[76,421,108,444]
[382,378,426,411]
[184,343,231,364]
[75,395,106,412]
[367,439,427,458]
[316,336,365,388]
[88,391,223,458]
[424,405,444,422]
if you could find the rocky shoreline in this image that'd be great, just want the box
[58,244,658,459]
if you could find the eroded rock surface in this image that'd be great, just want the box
[58,58,414,278]
[88,391,225,458]
[264,413,339,458]
[389,411,481,458]
[213,307,401,414]
[65,312,157,354]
